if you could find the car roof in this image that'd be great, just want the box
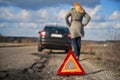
[44,25,69,32]
[45,24,68,28]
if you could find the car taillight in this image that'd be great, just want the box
[40,30,46,37]
[67,33,71,39]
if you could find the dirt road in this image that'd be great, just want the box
[0,46,39,70]
[0,46,118,80]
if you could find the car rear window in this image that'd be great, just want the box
[45,26,69,33]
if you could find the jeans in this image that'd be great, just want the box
[71,37,81,59]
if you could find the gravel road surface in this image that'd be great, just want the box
[0,46,118,80]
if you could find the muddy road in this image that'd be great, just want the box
[0,46,118,80]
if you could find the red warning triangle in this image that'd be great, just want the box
[57,50,85,75]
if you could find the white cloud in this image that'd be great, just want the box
[0,22,41,37]
[0,7,14,20]
[1,0,100,10]
[84,6,120,29]
[0,22,38,29]
[86,22,110,29]
[17,9,31,21]
[58,10,67,20]
[85,5,102,16]
[1,4,120,38]
[0,7,31,22]
[0,7,49,23]
[85,5,104,22]
[107,11,120,28]
[57,9,67,25]
[0,5,105,27]
[115,23,120,28]
[36,9,48,19]
[0,23,5,28]
[18,23,38,28]
[108,11,120,20]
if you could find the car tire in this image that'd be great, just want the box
[38,42,43,52]
[65,49,69,53]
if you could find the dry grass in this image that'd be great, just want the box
[0,42,37,47]
[81,42,120,77]
[82,42,120,62]
[94,43,120,64]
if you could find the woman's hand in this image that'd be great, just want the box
[82,24,85,27]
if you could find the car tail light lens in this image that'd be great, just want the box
[40,30,46,37]
[67,33,71,39]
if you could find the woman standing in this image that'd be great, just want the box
[65,2,91,60]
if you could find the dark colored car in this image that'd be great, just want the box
[38,25,71,52]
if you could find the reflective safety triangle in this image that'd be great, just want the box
[57,50,85,75]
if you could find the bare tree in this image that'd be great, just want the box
[105,28,120,40]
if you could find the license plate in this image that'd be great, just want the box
[51,34,62,38]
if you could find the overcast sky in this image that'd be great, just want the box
[0,0,120,40]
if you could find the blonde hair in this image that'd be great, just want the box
[74,2,85,13]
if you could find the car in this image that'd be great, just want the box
[38,25,71,52]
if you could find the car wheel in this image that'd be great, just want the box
[48,49,52,54]
[38,42,43,52]
[65,49,69,53]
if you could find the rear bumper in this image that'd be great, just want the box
[38,37,71,50]
[40,42,71,50]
